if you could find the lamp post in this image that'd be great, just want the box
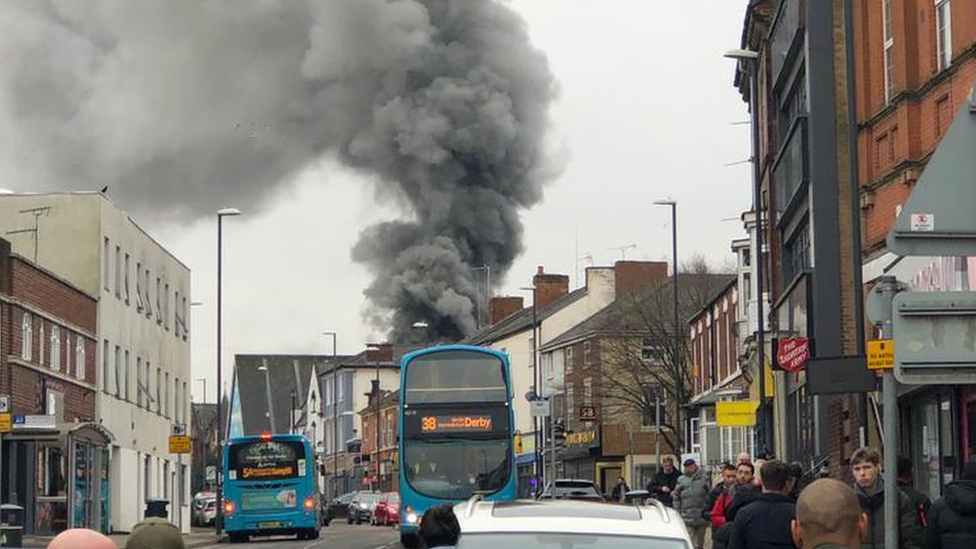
[257,362,276,432]
[653,199,680,451]
[215,207,240,535]
[724,48,769,457]
[196,377,209,490]
[519,286,541,488]
[321,332,338,500]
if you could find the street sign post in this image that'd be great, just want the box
[529,398,550,417]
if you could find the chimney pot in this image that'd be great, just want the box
[537,266,545,275]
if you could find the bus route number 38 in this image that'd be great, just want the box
[421,416,438,432]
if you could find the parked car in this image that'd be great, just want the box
[348,492,381,525]
[537,479,605,502]
[454,497,692,548]
[326,492,356,524]
[191,492,216,526]
[372,492,400,526]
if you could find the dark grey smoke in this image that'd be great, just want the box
[0,0,556,341]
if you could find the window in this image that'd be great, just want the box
[114,345,121,398]
[144,268,153,318]
[136,262,143,311]
[583,341,591,365]
[566,382,575,425]
[181,296,188,341]
[883,0,894,103]
[114,245,122,299]
[103,237,111,291]
[76,336,85,381]
[22,313,32,360]
[146,361,153,409]
[174,290,180,338]
[583,376,592,405]
[641,337,665,361]
[137,358,143,407]
[164,371,170,417]
[174,377,180,422]
[936,0,952,71]
[338,374,345,403]
[156,277,162,324]
[124,350,131,401]
[164,283,170,330]
[50,325,60,372]
[566,346,574,375]
[102,340,109,393]
[156,367,162,414]
[124,253,131,304]
[183,381,188,424]
[39,322,45,366]
[743,248,751,267]
[785,222,811,283]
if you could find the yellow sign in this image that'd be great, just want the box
[0,414,10,434]
[514,432,523,455]
[748,362,775,401]
[168,435,191,454]
[867,339,894,370]
[715,401,758,426]
[566,430,596,446]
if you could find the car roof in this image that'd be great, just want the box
[455,499,689,540]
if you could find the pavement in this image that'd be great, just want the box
[19,523,399,549]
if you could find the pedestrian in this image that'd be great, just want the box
[611,476,631,503]
[790,478,868,549]
[850,447,923,549]
[738,452,753,466]
[649,456,681,507]
[419,504,461,549]
[674,457,711,549]
[923,458,976,549]
[125,517,186,549]
[707,463,739,530]
[726,461,763,520]
[727,460,798,549]
[47,528,116,549]
[898,456,932,528]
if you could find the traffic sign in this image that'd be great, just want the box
[529,398,550,417]
[171,424,187,436]
[168,435,191,454]
[0,414,10,434]
[513,432,523,455]
[206,466,216,482]
[0,395,9,413]
[715,401,757,426]
[867,339,894,370]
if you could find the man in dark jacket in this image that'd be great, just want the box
[898,456,932,528]
[727,460,798,549]
[791,479,868,549]
[649,456,681,507]
[924,459,976,549]
[851,447,923,549]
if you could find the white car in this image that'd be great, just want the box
[453,497,692,549]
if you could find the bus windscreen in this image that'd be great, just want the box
[404,351,507,404]
[227,440,307,481]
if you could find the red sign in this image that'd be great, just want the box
[776,337,810,373]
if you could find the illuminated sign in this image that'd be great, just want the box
[242,466,295,479]
[566,430,596,446]
[420,415,493,433]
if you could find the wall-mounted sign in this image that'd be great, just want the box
[578,406,597,422]
[775,337,810,373]
[715,401,758,426]
[0,414,10,434]
[12,415,57,430]
[866,339,894,370]
[168,435,191,454]
[565,430,596,446]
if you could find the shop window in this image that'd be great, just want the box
[35,445,68,534]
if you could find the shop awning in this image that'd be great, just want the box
[4,421,114,446]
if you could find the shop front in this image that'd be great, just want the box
[559,426,601,489]
[2,421,113,535]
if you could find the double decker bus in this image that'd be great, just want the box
[398,345,517,547]
[222,433,321,543]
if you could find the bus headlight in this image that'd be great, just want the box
[405,512,418,524]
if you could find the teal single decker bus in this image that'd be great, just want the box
[398,346,517,548]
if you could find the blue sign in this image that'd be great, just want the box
[12,415,25,424]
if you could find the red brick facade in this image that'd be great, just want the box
[690,282,739,398]
[0,239,98,421]
[852,0,976,254]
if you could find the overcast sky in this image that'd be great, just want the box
[7,1,754,403]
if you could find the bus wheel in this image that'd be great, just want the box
[401,532,420,549]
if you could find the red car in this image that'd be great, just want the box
[372,492,400,526]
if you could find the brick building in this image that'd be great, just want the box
[853,0,976,497]
[359,389,399,493]
[0,238,109,535]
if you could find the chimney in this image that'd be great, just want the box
[533,266,570,309]
[614,261,669,296]
[489,296,524,325]
[366,343,394,363]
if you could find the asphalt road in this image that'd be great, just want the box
[197,522,401,549]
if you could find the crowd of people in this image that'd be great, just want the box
[650,448,976,549]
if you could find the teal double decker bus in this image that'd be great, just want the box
[222,433,321,543]
[398,346,517,548]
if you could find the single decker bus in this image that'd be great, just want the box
[398,345,517,548]
[222,433,321,543]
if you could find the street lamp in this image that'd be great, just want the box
[215,206,240,535]
[724,47,770,456]
[257,362,276,432]
[652,199,680,452]
[519,285,541,487]
[196,377,209,490]
[321,332,338,499]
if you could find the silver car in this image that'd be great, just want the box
[454,497,692,549]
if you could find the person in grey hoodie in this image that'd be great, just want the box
[924,459,976,549]
[674,458,711,549]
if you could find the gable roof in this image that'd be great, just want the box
[463,287,588,346]
[234,354,336,436]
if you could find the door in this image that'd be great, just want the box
[600,467,622,498]
[963,388,976,464]
[72,442,94,529]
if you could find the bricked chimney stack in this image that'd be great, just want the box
[614,261,669,296]
[533,266,570,309]
[489,296,524,325]
[366,343,394,363]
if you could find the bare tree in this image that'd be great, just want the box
[596,264,734,454]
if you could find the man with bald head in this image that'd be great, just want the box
[47,528,116,549]
[791,479,867,549]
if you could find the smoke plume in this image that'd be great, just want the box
[0,0,556,341]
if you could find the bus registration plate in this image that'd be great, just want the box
[259,521,281,529]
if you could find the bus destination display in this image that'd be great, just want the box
[420,414,493,433]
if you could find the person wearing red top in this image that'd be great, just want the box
[708,463,739,530]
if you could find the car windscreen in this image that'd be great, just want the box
[404,350,507,404]
[403,438,511,500]
[227,440,306,481]
[358,494,380,504]
[459,534,688,549]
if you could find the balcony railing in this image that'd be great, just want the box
[770,0,804,87]
[774,117,809,218]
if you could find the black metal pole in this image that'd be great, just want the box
[532,291,540,488]
[332,336,338,498]
[375,360,380,492]
[669,203,680,453]
[215,214,224,536]
[749,59,769,457]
